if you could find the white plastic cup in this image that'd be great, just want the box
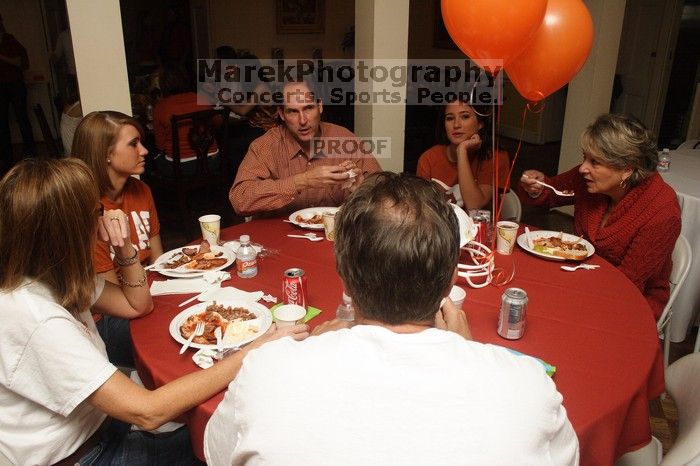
[322,211,336,241]
[274,304,306,327]
[199,214,221,245]
[449,286,467,308]
[496,221,519,255]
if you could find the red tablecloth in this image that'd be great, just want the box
[131,219,663,466]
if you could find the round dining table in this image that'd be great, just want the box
[131,219,664,466]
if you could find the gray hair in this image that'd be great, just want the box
[580,114,658,189]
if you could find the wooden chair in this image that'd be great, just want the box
[146,107,231,240]
[33,104,62,158]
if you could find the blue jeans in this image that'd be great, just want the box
[78,420,203,466]
[96,315,134,367]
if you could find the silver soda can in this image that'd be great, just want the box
[497,287,528,339]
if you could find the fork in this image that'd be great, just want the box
[214,326,223,352]
[560,264,600,272]
[287,233,323,242]
[523,175,574,197]
[180,321,205,354]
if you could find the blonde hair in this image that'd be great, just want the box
[71,111,144,195]
[0,158,99,315]
[580,114,658,189]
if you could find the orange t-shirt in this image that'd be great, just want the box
[93,178,161,273]
[416,145,510,189]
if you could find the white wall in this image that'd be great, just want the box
[66,0,130,115]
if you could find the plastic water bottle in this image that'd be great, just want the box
[336,292,355,321]
[236,235,258,278]
[657,148,670,172]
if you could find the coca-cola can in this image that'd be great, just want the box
[283,268,307,309]
[472,214,490,245]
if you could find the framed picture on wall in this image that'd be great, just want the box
[276,0,325,34]
[433,0,458,49]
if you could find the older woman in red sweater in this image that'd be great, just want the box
[519,113,680,320]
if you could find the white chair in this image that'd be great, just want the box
[660,352,700,465]
[614,352,700,466]
[657,235,692,368]
[614,437,662,466]
[499,190,522,222]
[677,139,700,150]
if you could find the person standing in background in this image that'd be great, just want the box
[52,26,78,106]
[0,13,35,173]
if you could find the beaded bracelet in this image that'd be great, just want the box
[117,271,147,288]
[115,248,139,267]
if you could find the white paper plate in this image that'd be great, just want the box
[288,207,339,230]
[169,300,272,350]
[153,245,234,278]
[516,230,595,261]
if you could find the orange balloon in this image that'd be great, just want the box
[505,0,594,102]
[441,0,547,72]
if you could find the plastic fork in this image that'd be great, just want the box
[214,326,223,352]
[560,264,600,272]
[180,321,204,354]
[523,175,574,197]
[287,233,323,242]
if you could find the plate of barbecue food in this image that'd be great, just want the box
[152,240,234,277]
[517,230,595,261]
[288,207,339,230]
[170,300,273,350]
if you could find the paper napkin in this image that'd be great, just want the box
[192,346,241,369]
[150,278,209,296]
[270,303,322,323]
[192,348,220,369]
[197,286,264,303]
[150,271,230,296]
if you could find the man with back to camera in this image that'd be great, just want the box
[207,172,580,466]
[228,78,381,217]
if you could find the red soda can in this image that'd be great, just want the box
[472,213,489,245]
[283,268,308,309]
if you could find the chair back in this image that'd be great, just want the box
[499,190,522,222]
[657,234,692,367]
[169,107,230,179]
[146,107,232,240]
[677,139,700,150]
[661,352,700,465]
[33,104,61,158]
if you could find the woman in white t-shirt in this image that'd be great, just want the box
[0,158,309,465]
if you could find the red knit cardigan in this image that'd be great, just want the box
[519,167,681,320]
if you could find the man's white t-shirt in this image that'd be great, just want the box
[205,325,579,466]
[0,279,116,465]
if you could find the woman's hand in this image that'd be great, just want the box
[520,169,546,197]
[97,209,132,252]
[436,298,472,340]
[456,133,482,158]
